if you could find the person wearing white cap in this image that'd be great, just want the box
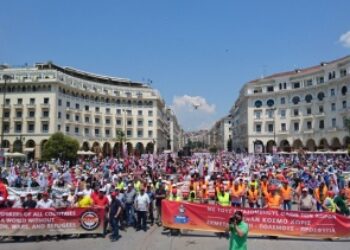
[12,194,26,208]
[298,188,315,211]
[60,193,72,208]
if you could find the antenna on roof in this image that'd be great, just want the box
[261,65,267,79]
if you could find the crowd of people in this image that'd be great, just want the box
[0,151,350,241]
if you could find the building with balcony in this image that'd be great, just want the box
[0,62,175,159]
[208,115,232,151]
[166,108,184,152]
[230,55,350,153]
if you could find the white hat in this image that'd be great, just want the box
[62,193,69,197]
[77,191,84,196]
[8,196,16,201]
[20,193,26,198]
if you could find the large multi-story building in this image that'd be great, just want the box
[166,108,183,152]
[0,62,174,159]
[230,55,350,153]
[208,115,232,151]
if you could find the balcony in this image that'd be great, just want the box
[40,103,50,108]
[40,116,50,121]
[278,130,288,135]
[26,104,36,109]
[303,129,314,134]
[313,112,325,118]
[13,117,23,122]
[26,116,36,121]
[13,104,24,109]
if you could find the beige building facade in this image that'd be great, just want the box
[230,55,350,153]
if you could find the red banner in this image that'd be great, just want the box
[0,208,105,236]
[162,200,350,238]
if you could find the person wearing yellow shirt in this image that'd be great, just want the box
[76,192,94,208]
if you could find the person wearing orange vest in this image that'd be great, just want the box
[265,185,282,209]
[198,185,209,203]
[231,181,243,207]
[247,183,259,208]
[260,176,269,208]
[314,182,328,211]
[280,180,292,210]
[344,181,350,206]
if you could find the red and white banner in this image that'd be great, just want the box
[162,200,350,238]
[0,208,105,236]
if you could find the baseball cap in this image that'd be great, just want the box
[302,188,308,192]
[62,193,69,197]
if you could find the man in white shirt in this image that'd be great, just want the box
[36,192,53,209]
[134,186,150,231]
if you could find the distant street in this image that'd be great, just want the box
[1,225,349,250]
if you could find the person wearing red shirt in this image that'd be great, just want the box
[0,179,8,202]
[93,189,109,236]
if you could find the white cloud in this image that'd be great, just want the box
[339,31,350,48]
[171,95,217,131]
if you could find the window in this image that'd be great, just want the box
[148,110,153,116]
[292,82,300,89]
[106,108,110,114]
[126,129,132,137]
[293,109,299,116]
[254,100,263,108]
[116,109,121,115]
[267,86,274,92]
[127,119,132,126]
[280,110,286,118]
[57,125,61,131]
[16,111,22,118]
[95,117,100,123]
[254,111,261,119]
[17,98,23,104]
[30,98,35,104]
[28,123,35,132]
[328,71,336,80]
[341,86,347,96]
[292,96,300,105]
[307,121,312,130]
[95,128,100,135]
[105,129,110,136]
[84,128,89,135]
[281,123,286,131]
[319,120,324,129]
[137,120,143,126]
[138,110,143,116]
[3,122,9,133]
[43,110,49,117]
[85,105,89,111]
[75,127,79,134]
[29,111,35,117]
[279,83,282,90]
[75,115,80,121]
[5,99,10,105]
[44,98,49,104]
[85,116,90,123]
[105,118,111,124]
[294,122,299,131]
[58,99,62,106]
[330,89,335,96]
[268,124,274,132]
[66,126,70,132]
[4,111,10,118]
[343,100,347,109]
[266,99,274,107]
[340,69,347,77]
[148,120,153,126]
[116,119,121,125]
[319,106,324,113]
[66,114,70,120]
[95,107,100,112]
[126,109,132,115]
[305,79,313,86]
[317,92,325,101]
[148,130,153,138]
[42,123,49,133]
[66,101,70,108]
[255,124,261,133]
[267,109,274,118]
[332,118,336,128]
[317,76,324,84]
[75,103,80,109]
[306,108,312,115]
[305,94,313,103]
[137,130,143,138]
[283,82,287,89]
[331,103,336,111]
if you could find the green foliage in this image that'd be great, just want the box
[41,132,80,162]
[209,146,218,154]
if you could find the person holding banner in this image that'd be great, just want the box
[227,211,249,250]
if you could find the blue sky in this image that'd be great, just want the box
[1,0,350,131]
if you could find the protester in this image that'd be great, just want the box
[134,186,150,231]
[227,211,249,250]
[109,192,122,241]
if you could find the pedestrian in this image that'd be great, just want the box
[155,182,166,226]
[134,186,150,231]
[298,188,315,211]
[227,211,249,250]
[109,192,122,242]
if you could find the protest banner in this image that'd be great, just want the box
[162,200,350,238]
[0,208,104,236]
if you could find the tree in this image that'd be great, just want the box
[41,132,80,162]
[115,129,126,158]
